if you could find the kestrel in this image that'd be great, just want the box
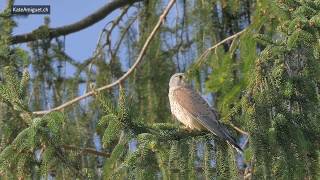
[168,73,243,153]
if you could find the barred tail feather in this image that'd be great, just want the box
[226,140,243,154]
[220,124,243,153]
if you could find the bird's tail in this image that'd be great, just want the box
[221,125,243,154]
[226,139,243,154]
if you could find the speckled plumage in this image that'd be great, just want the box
[168,73,242,153]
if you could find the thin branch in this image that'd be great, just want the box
[112,14,138,58]
[105,6,131,58]
[229,122,249,136]
[85,6,131,93]
[11,0,143,44]
[62,145,110,157]
[33,0,177,115]
[192,28,247,69]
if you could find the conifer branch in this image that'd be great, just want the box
[62,145,110,157]
[11,0,143,44]
[33,0,177,115]
[5,0,13,9]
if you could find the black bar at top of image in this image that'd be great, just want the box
[11,5,50,15]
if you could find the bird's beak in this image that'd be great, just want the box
[183,75,189,82]
[182,73,190,82]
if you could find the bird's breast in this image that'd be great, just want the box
[169,89,205,131]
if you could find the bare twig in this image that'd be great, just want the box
[11,0,143,44]
[193,29,247,68]
[229,122,249,136]
[93,5,131,61]
[62,145,110,157]
[112,14,138,57]
[85,6,131,93]
[33,0,177,115]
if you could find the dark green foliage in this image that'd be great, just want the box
[0,66,86,178]
[0,66,30,115]
[216,140,237,179]
[241,0,320,179]
[0,110,77,178]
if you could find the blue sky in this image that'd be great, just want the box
[1,0,121,61]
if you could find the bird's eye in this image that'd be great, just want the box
[179,75,182,79]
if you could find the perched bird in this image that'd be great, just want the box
[168,73,243,153]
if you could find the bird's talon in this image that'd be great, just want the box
[180,126,192,133]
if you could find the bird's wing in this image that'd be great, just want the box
[172,87,242,152]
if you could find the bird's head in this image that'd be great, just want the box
[169,73,189,88]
